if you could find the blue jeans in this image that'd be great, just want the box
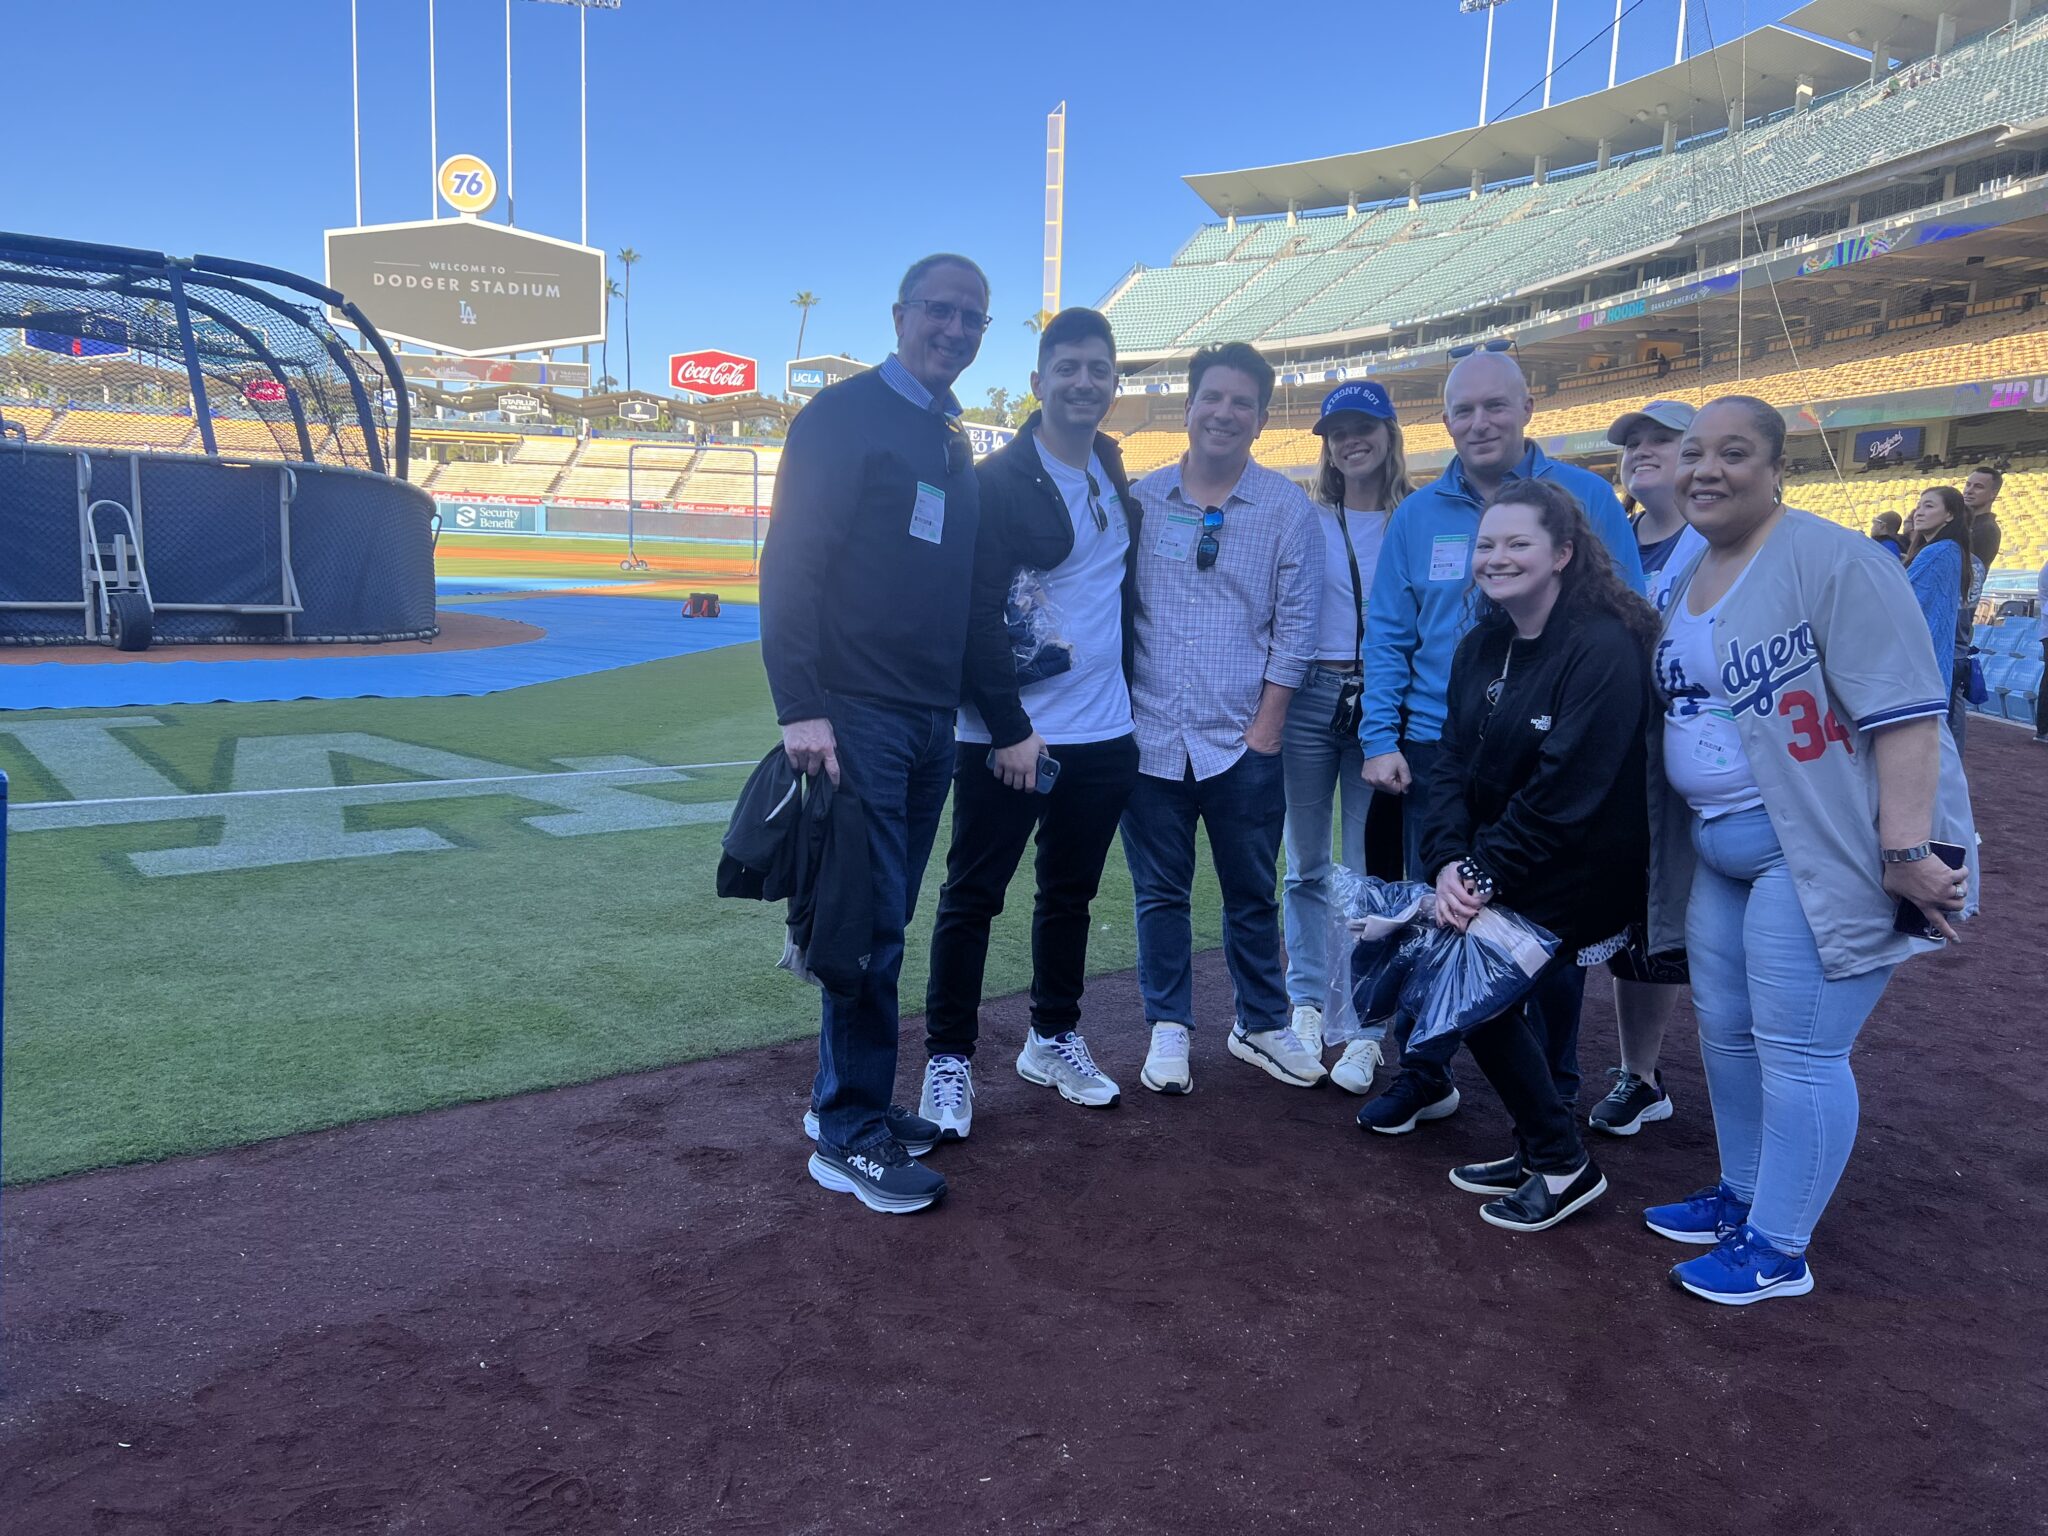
[809,695,955,1154]
[1121,748,1288,1034]
[1282,666,1372,1023]
[1686,805,1894,1254]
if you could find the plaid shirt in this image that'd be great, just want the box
[1129,455,1320,780]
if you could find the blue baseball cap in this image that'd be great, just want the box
[1312,380,1396,433]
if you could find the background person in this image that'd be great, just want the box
[920,308,1141,1137]
[1283,380,1412,1093]
[1867,510,1904,557]
[1588,400,1707,1139]
[1642,396,1976,1305]
[1354,349,1646,1134]
[1946,466,2002,750]
[759,253,991,1215]
[1415,479,1659,1233]
[1122,341,1324,1096]
[1902,486,1972,697]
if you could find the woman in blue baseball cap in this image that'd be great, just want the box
[1285,380,1415,1092]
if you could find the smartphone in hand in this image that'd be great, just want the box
[985,748,1060,794]
[1892,840,1967,940]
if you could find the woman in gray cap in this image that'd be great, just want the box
[1588,398,1707,1137]
[1284,380,1414,1091]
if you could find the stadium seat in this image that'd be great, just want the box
[2001,658,2042,723]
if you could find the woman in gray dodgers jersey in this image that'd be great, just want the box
[1640,397,1977,1307]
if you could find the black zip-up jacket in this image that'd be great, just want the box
[964,414,1143,749]
[1414,606,1652,948]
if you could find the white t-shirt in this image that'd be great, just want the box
[1637,517,1709,619]
[956,437,1135,746]
[1315,505,1390,663]
[1656,583,1765,819]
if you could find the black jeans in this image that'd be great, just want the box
[924,735,1140,1058]
[1462,954,1590,1174]
[2038,641,2048,737]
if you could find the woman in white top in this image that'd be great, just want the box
[1282,381,1413,1090]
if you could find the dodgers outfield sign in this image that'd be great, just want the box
[0,718,734,876]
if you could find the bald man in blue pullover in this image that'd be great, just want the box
[1354,350,1645,1135]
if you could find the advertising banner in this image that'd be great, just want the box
[670,350,758,397]
[786,354,868,397]
[435,498,543,533]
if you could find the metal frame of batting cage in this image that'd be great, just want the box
[624,442,762,574]
[0,230,412,478]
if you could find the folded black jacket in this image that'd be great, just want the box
[718,747,873,997]
[1414,606,1652,949]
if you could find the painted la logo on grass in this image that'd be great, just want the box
[1721,622,1819,718]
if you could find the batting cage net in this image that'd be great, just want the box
[0,232,409,476]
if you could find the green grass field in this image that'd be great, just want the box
[1,628,1225,1185]
[436,531,763,605]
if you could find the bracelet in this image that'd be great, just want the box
[1457,857,1496,898]
[1880,843,1933,864]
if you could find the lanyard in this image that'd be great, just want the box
[1336,507,1371,669]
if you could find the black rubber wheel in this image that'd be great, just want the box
[620,558,635,571]
[108,589,154,652]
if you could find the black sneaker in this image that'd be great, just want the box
[1357,1073,1461,1135]
[802,1104,940,1157]
[1479,1162,1608,1233]
[1588,1069,1673,1137]
[1448,1151,1524,1195]
[807,1137,947,1215]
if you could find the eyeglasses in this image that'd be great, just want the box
[1196,506,1224,571]
[901,298,994,335]
[1448,337,1519,361]
[944,421,970,476]
[1084,470,1109,533]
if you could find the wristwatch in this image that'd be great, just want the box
[1880,843,1933,864]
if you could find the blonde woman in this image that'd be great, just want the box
[1284,381,1414,1090]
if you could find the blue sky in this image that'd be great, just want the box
[2,0,1809,406]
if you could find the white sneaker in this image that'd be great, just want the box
[1226,1020,1328,1087]
[1291,1004,1324,1058]
[920,1055,974,1141]
[1140,1021,1192,1095]
[1329,1036,1384,1095]
[1017,1030,1121,1108]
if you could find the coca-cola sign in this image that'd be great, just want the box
[669,349,758,398]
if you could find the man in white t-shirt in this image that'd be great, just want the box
[918,309,1143,1139]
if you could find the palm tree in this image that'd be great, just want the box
[596,374,618,393]
[602,279,622,393]
[1023,310,1056,335]
[615,248,642,391]
[791,291,819,358]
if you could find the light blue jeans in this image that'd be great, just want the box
[1685,805,1894,1254]
[1281,666,1373,1029]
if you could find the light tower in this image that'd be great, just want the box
[1042,102,1066,324]
[1461,0,1514,125]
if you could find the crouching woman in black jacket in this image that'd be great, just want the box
[1413,478,1660,1233]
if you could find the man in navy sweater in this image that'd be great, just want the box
[759,253,989,1214]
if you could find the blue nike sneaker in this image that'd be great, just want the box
[1671,1224,1814,1306]
[1643,1180,1751,1244]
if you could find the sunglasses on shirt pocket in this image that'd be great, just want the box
[1196,506,1224,570]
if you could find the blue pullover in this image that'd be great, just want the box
[1359,441,1646,756]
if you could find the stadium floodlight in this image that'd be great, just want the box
[518,0,620,244]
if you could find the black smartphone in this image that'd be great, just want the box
[985,748,1061,794]
[1892,840,1967,939]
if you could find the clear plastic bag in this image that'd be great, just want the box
[1006,568,1073,685]
[1320,866,1559,1051]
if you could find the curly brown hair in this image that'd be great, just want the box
[1470,478,1662,652]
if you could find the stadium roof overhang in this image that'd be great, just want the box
[1181,27,1872,216]
[1780,0,2027,60]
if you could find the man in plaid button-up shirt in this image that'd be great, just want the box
[1120,342,1324,1096]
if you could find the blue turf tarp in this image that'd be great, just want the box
[0,598,761,710]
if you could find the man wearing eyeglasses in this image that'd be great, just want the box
[760,253,990,1215]
[1122,340,1324,1096]
[918,308,1143,1137]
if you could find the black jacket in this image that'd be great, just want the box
[717,748,872,997]
[1415,607,1652,948]
[962,416,1142,749]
